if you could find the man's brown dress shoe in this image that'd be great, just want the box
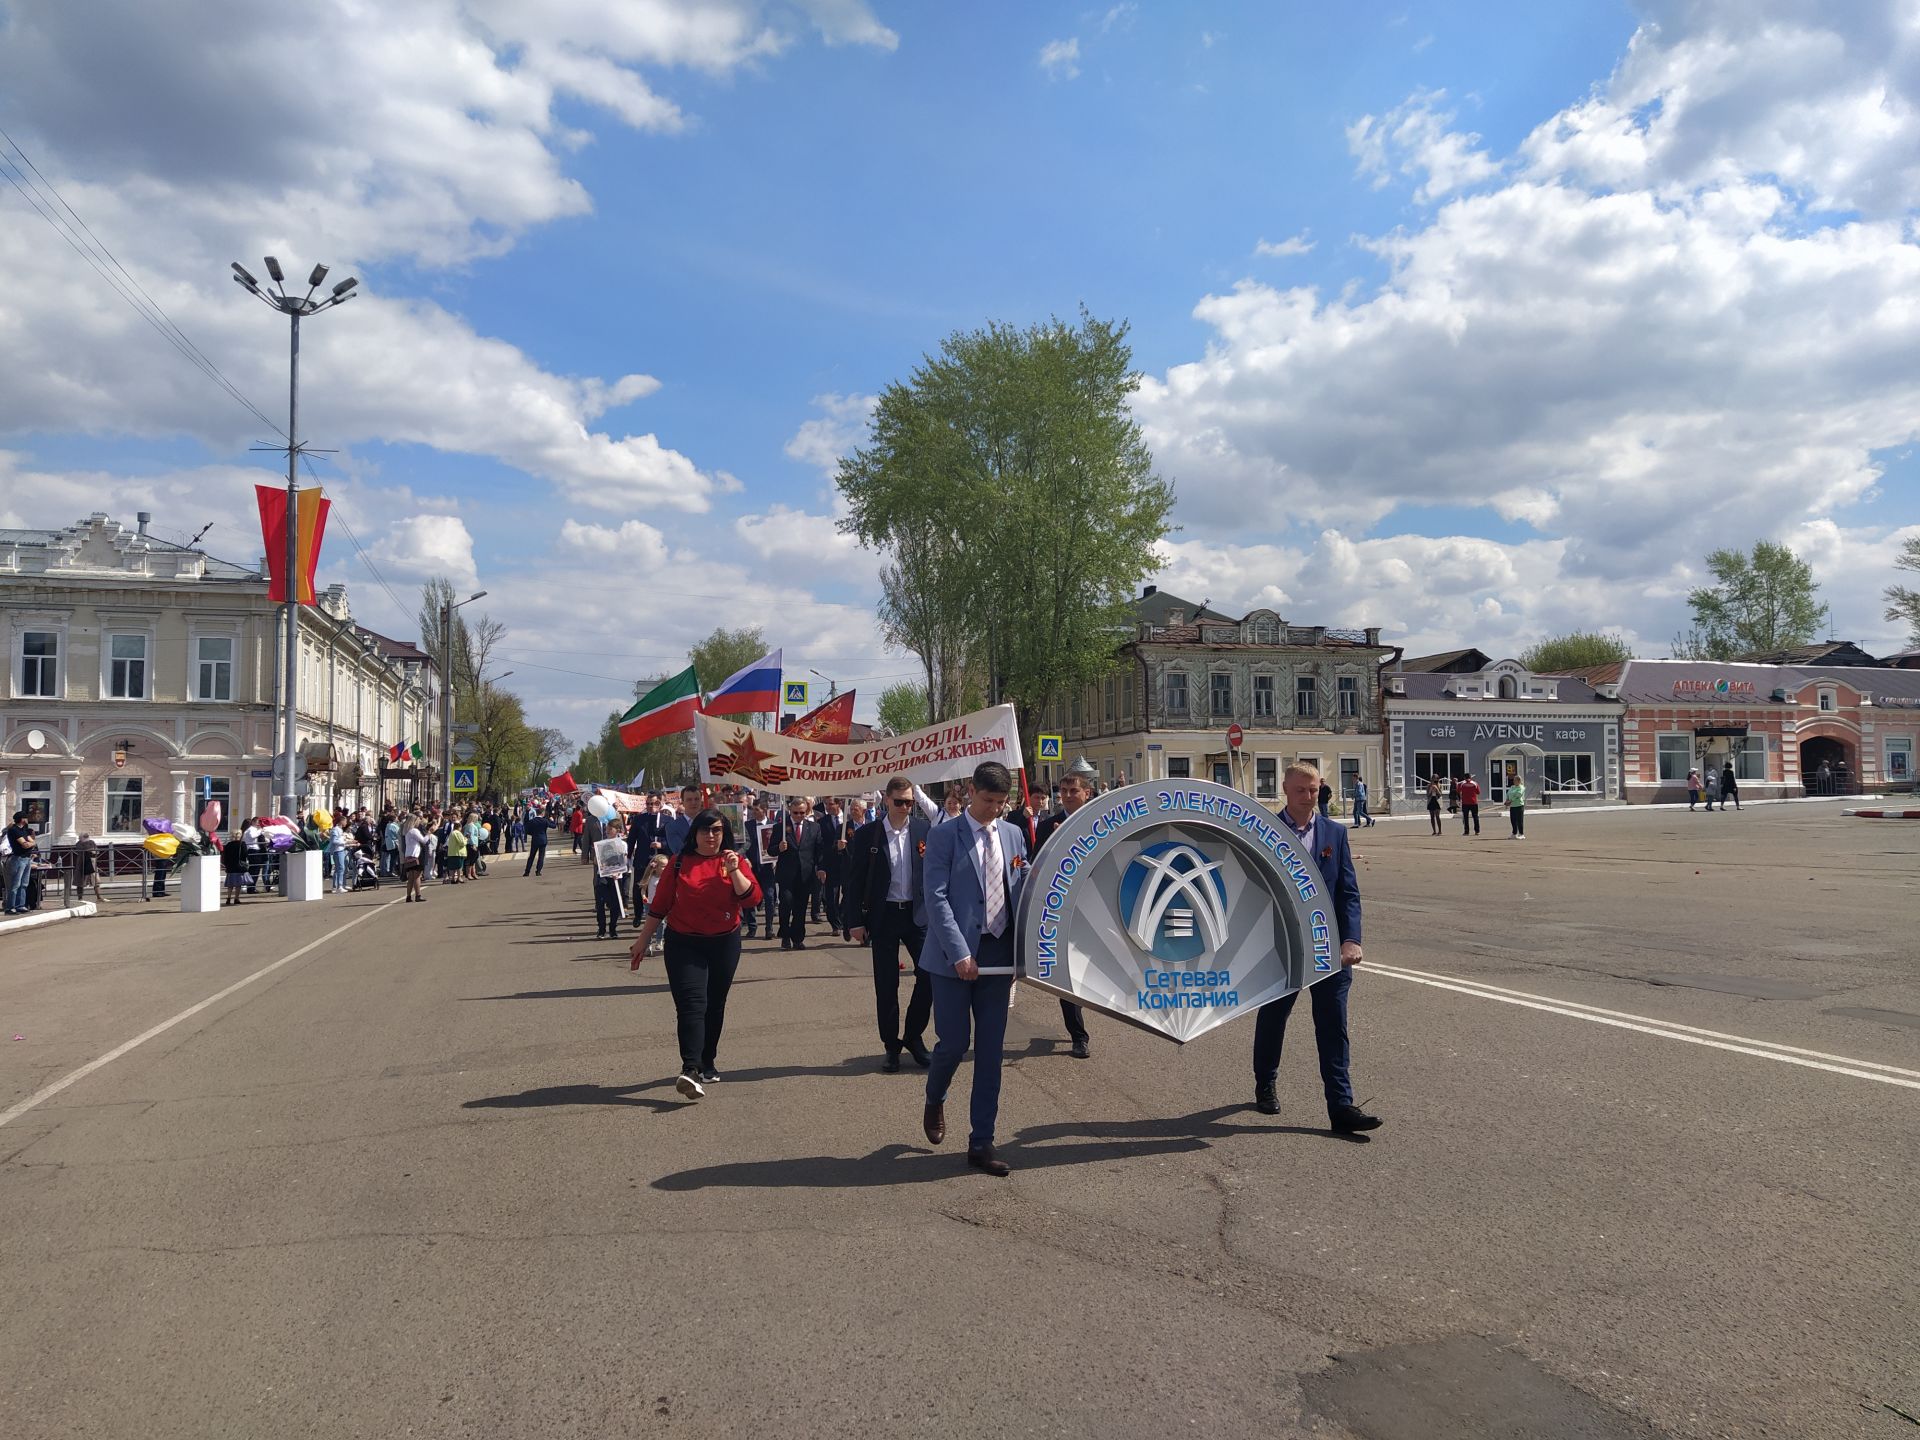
[966,1145,1010,1177]
[923,1102,945,1145]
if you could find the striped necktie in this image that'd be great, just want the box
[981,821,1006,938]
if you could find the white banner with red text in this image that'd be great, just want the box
[694,704,1024,797]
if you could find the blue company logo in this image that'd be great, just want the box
[1118,841,1229,963]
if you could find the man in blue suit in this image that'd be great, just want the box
[917,761,1028,1176]
[1252,762,1383,1135]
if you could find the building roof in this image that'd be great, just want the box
[1733,640,1882,667]
[1133,586,1233,626]
[1390,672,1610,704]
[0,514,262,583]
[1397,648,1493,673]
[358,627,436,667]
[1138,624,1385,651]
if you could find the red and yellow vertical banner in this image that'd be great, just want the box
[255,484,331,605]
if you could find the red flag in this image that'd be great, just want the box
[255,484,331,605]
[782,690,855,743]
[548,770,579,795]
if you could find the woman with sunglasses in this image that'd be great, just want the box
[630,808,762,1100]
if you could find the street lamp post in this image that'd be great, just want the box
[232,257,358,820]
[440,590,488,806]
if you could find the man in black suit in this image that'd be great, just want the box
[845,776,933,1072]
[1032,757,1098,1059]
[816,797,846,932]
[775,796,823,949]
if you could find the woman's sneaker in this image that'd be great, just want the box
[675,1071,705,1101]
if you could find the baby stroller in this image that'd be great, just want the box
[350,847,382,891]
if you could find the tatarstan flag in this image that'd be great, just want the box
[620,665,701,748]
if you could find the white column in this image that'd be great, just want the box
[171,771,189,825]
[60,769,80,843]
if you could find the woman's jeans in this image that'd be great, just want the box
[662,928,742,1073]
[332,849,352,890]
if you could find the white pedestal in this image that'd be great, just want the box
[285,849,326,902]
[180,854,221,913]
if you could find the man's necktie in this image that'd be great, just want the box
[981,823,1006,938]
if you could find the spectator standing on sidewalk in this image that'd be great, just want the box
[1457,774,1482,837]
[1508,775,1527,840]
[1720,763,1741,811]
[1426,779,1443,836]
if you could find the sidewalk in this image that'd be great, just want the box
[0,902,98,936]
[1355,792,1863,826]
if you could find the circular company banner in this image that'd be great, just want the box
[1016,779,1338,1044]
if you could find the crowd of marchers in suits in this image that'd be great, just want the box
[563,756,1382,1179]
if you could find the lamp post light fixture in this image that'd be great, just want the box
[232,256,358,820]
[441,590,488,805]
[808,667,838,700]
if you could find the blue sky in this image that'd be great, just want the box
[2,0,1917,752]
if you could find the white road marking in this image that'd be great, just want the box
[0,899,399,1130]
[1366,962,1920,1092]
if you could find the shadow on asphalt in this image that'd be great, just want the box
[648,1104,1367,1190]
[463,974,844,1001]
[463,1057,877,1115]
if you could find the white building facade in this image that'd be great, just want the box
[1,513,434,842]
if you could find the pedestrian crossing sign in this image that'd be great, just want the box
[1037,734,1063,761]
[783,680,809,707]
[451,766,478,793]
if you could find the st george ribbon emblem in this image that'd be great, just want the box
[1015,780,1337,1044]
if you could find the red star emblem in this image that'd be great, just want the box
[719,727,780,785]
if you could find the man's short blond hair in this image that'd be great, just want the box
[1283,761,1322,784]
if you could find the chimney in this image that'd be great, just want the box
[1364,626,1381,647]
[136,511,152,536]
[1142,584,1158,597]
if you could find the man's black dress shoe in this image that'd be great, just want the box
[1254,1084,1280,1116]
[1330,1103,1382,1133]
[922,1102,945,1145]
[966,1146,1010,1177]
[883,1049,901,1073]
[1070,1036,1090,1060]
[903,1038,931,1068]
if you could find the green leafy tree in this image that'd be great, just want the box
[838,311,1173,747]
[875,680,931,735]
[1519,631,1633,673]
[1678,541,1823,661]
[1885,535,1920,648]
[690,626,770,725]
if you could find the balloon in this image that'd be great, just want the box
[311,807,334,831]
[481,823,493,834]
[142,832,180,859]
[143,817,173,835]
[586,794,613,820]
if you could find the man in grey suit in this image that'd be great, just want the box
[917,761,1028,1177]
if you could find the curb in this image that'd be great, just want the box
[0,902,98,935]
[1843,809,1920,820]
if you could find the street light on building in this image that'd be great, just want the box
[232,257,358,819]
[441,590,487,804]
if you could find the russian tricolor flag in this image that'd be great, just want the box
[702,648,783,716]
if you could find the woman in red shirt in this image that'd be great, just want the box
[630,808,762,1100]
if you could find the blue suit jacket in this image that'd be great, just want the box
[1298,814,1362,946]
[919,814,1028,978]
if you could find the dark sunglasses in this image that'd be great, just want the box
[889,797,913,807]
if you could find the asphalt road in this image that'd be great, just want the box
[1,804,1915,1439]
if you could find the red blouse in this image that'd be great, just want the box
[649,853,762,936]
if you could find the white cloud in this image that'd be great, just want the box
[1132,1,1920,653]
[734,503,863,566]
[368,514,479,591]
[557,518,671,566]
[1254,233,1315,257]
[783,392,877,477]
[1039,38,1081,80]
[1347,88,1501,203]
[1101,4,1138,34]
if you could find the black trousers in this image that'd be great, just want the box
[663,928,742,1073]
[1060,999,1088,1042]
[1460,803,1480,835]
[751,864,777,935]
[593,875,622,933]
[868,901,931,1051]
[1509,805,1525,837]
[779,869,815,943]
[523,837,547,875]
[820,870,843,931]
